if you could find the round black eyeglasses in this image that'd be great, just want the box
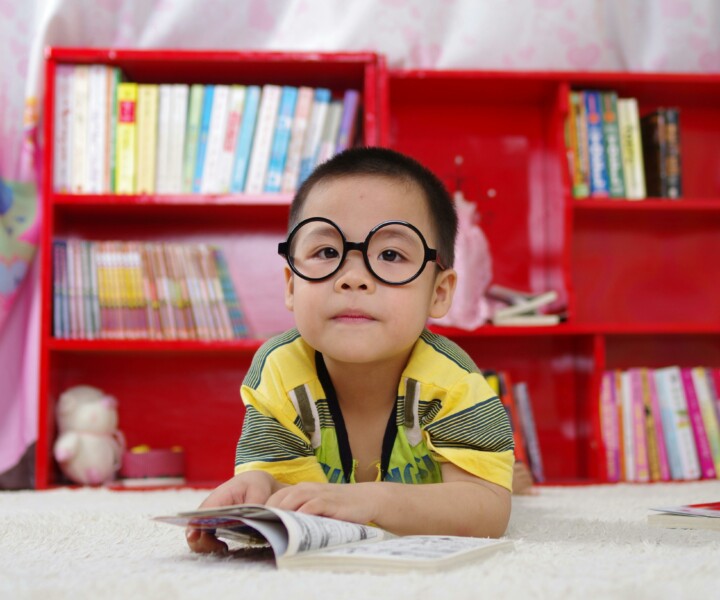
[278,217,446,286]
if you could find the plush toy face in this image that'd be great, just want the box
[57,385,119,433]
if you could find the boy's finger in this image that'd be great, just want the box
[186,528,228,554]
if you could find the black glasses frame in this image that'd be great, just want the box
[278,217,444,286]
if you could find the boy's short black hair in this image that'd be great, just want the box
[289,147,458,268]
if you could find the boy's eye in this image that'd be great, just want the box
[316,246,340,260]
[378,248,406,263]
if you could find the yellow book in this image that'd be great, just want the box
[136,84,159,194]
[115,82,138,194]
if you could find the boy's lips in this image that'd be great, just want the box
[332,310,376,322]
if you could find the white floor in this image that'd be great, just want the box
[1,481,719,599]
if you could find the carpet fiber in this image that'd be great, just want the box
[1,481,719,599]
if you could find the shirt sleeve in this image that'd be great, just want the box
[234,383,328,485]
[422,372,515,491]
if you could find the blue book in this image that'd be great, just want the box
[264,86,298,192]
[229,85,261,193]
[584,90,609,197]
[298,88,332,185]
[192,85,215,193]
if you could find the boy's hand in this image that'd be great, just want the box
[186,470,280,554]
[265,482,379,525]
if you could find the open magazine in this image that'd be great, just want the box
[648,501,720,531]
[155,504,514,572]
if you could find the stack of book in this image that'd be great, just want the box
[52,64,361,196]
[52,239,248,341]
[600,366,720,483]
[487,285,562,327]
[565,89,682,200]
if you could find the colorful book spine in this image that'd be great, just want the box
[567,91,590,199]
[217,85,246,194]
[640,109,668,198]
[600,91,625,198]
[681,367,716,478]
[644,368,671,481]
[281,86,314,193]
[584,90,609,198]
[182,84,205,194]
[629,369,649,482]
[201,84,231,194]
[264,86,298,193]
[335,89,360,153]
[229,85,261,193]
[653,367,684,480]
[155,84,172,194]
[315,100,344,166]
[167,84,189,194]
[53,65,74,194]
[245,84,282,194]
[105,67,121,193]
[88,242,101,340]
[637,368,662,481]
[298,88,332,184]
[663,107,682,199]
[86,65,109,194]
[71,65,89,194]
[52,240,65,337]
[691,367,720,476]
[192,85,215,193]
[513,381,544,483]
[616,98,646,200]
[115,82,138,194]
[135,84,159,194]
[619,370,636,481]
[599,370,621,482]
[661,366,701,479]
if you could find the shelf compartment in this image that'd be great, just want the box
[572,207,720,325]
[449,334,597,482]
[604,333,720,371]
[37,351,251,488]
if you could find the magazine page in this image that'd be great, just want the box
[279,536,514,572]
[266,508,389,558]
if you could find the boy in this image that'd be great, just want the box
[188,147,515,553]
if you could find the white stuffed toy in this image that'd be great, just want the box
[53,385,125,485]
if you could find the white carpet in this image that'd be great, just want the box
[1,481,719,599]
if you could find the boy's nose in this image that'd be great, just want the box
[334,251,373,291]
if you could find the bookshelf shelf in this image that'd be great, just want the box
[46,338,266,353]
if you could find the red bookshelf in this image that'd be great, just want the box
[37,51,720,488]
[383,68,720,483]
[37,48,381,489]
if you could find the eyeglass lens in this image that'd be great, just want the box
[288,221,428,283]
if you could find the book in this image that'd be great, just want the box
[155,84,172,194]
[244,84,282,194]
[566,90,590,199]
[86,64,110,194]
[641,367,671,481]
[491,314,561,327]
[640,109,668,198]
[264,85,298,193]
[617,97,646,200]
[584,90,609,198]
[648,501,720,531]
[315,100,344,166]
[182,84,205,193]
[298,88,332,184]
[216,85,246,194]
[600,91,625,198]
[627,368,650,482]
[663,107,682,199]
[167,84,189,194]
[599,370,621,482]
[513,381,545,483]
[135,84,159,194]
[681,367,716,479]
[70,65,89,194]
[335,89,361,153]
[115,82,138,194]
[691,367,720,475]
[229,85,261,193]
[491,290,558,320]
[155,504,514,572]
[200,84,231,194]
[192,85,215,193]
[281,86,314,193]
[53,64,74,193]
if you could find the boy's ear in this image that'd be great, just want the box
[428,268,457,319]
[283,265,295,312]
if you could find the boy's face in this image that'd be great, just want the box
[283,174,457,367]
